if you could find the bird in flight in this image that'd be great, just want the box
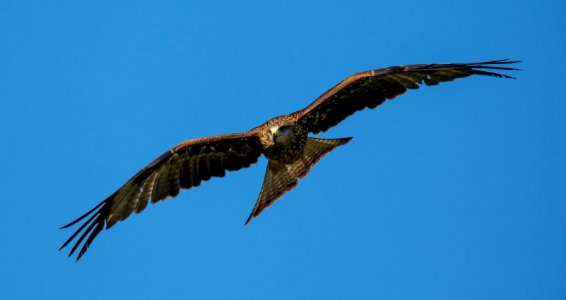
[60,59,519,260]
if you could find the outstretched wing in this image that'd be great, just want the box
[293,59,520,134]
[60,132,262,260]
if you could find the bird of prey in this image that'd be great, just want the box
[60,59,519,260]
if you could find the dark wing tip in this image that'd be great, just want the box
[59,199,110,261]
[474,58,522,65]
[59,200,106,229]
[413,59,520,80]
[460,59,522,79]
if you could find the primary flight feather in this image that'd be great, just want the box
[60,59,520,260]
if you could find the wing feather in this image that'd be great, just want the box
[294,59,520,134]
[135,172,156,213]
[151,169,165,203]
[60,131,262,260]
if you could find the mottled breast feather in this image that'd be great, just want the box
[259,116,309,164]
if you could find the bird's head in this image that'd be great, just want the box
[269,125,295,145]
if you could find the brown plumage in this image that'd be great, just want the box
[60,59,519,260]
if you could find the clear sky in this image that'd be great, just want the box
[1,1,565,299]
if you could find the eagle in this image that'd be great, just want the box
[60,59,519,260]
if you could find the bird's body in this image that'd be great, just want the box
[259,115,308,163]
[60,59,520,260]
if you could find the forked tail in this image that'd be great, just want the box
[245,137,352,224]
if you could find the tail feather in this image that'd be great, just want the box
[245,137,352,224]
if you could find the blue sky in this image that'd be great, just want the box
[1,1,565,299]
